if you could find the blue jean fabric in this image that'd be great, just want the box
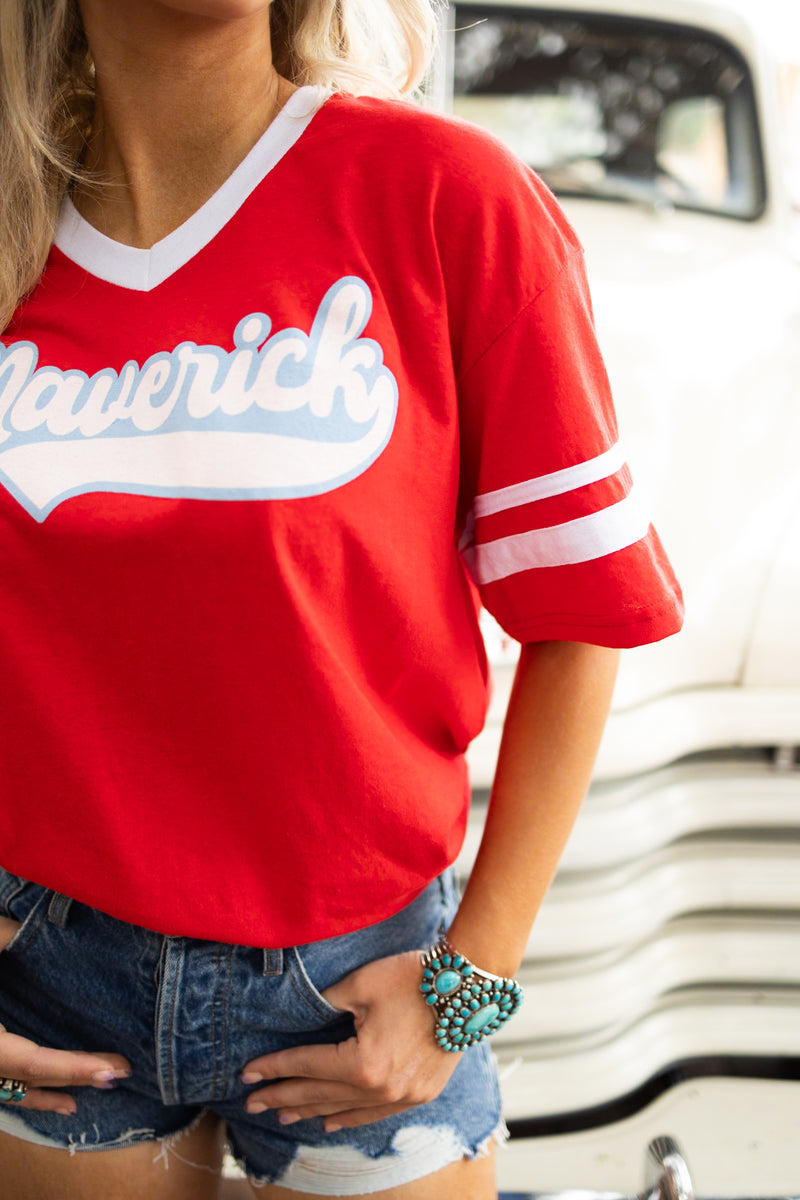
[0,866,502,1193]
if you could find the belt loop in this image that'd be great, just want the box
[262,947,283,976]
[47,892,73,928]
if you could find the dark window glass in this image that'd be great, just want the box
[452,5,765,218]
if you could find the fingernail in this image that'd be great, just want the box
[97,1081,117,1090]
[247,1102,268,1114]
[114,1069,132,1079]
[279,1113,301,1125]
[240,1071,262,1084]
[92,1070,117,1082]
[326,1123,342,1133]
[55,1107,75,1116]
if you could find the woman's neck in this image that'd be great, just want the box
[74,1,294,248]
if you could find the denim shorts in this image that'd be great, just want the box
[0,866,503,1194]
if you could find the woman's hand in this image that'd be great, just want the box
[240,950,459,1131]
[0,917,131,1114]
[239,644,619,1134]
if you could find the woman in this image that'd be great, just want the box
[0,2,683,1197]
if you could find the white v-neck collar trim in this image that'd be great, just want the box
[54,85,329,293]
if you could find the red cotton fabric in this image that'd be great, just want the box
[0,91,683,945]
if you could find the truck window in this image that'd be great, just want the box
[451,5,766,218]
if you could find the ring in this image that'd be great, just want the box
[0,1078,27,1102]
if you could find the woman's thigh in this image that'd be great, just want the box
[246,1143,496,1200]
[0,1127,496,1200]
[0,1110,226,1200]
[0,1139,494,1200]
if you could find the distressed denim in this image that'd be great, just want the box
[0,866,503,1193]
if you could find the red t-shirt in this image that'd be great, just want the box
[0,89,683,945]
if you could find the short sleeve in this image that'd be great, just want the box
[457,245,684,649]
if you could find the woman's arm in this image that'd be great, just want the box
[240,640,620,1129]
[448,640,620,977]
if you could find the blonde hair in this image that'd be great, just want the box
[0,0,439,332]
[271,0,438,97]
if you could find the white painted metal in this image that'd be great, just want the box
[497,989,800,1116]
[460,759,800,868]
[444,0,800,780]
[469,670,800,786]
[439,3,800,1191]
[496,1077,800,1195]
[506,916,800,1041]
[744,508,800,686]
[516,839,800,958]
[501,1137,696,1200]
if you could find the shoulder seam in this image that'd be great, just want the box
[456,244,584,385]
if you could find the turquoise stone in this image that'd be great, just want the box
[464,1003,500,1035]
[434,969,461,996]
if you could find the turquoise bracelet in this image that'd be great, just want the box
[419,938,523,1052]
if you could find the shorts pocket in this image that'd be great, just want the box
[286,946,352,1024]
[0,868,51,956]
[285,873,459,1026]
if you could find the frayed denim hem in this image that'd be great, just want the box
[241,1119,508,1195]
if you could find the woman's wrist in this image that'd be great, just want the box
[445,908,530,979]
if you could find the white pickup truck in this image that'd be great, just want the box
[434,1,800,1194]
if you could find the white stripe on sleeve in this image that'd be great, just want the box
[471,486,650,584]
[473,441,627,519]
